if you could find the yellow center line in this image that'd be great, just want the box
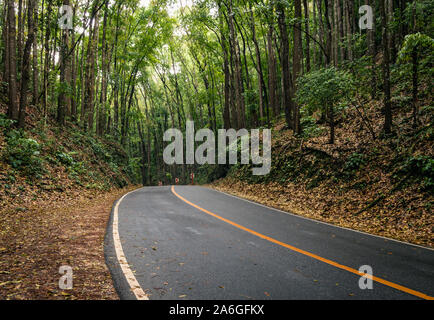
[171,186,433,300]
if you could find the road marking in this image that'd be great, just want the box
[113,189,149,300]
[171,186,434,300]
[210,187,434,252]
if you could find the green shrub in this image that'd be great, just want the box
[0,114,14,131]
[401,156,434,191]
[345,153,366,172]
[3,130,45,178]
[56,152,76,166]
[296,67,354,143]
[300,116,324,138]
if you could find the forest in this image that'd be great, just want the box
[0,0,432,185]
[0,0,433,300]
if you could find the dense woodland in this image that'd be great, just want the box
[1,0,434,301]
[0,0,432,186]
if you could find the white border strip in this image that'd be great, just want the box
[113,189,149,300]
[207,187,434,252]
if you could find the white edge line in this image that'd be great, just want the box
[205,186,434,252]
[112,188,149,300]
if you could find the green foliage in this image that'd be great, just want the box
[344,153,367,174]
[403,1,434,36]
[398,33,434,62]
[3,130,45,178]
[296,67,354,115]
[397,33,434,88]
[300,116,324,138]
[0,114,15,131]
[56,152,76,167]
[401,156,434,191]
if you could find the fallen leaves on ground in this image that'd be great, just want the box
[210,177,433,249]
[0,186,138,300]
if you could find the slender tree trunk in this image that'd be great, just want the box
[324,0,333,66]
[332,0,339,65]
[303,0,311,72]
[293,0,303,134]
[84,12,99,132]
[228,0,245,129]
[32,1,39,106]
[222,33,232,130]
[277,1,293,129]
[366,0,377,99]
[7,0,18,121]
[336,0,344,61]
[58,0,71,126]
[71,6,77,122]
[387,0,397,63]
[250,8,266,125]
[98,5,108,136]
[18,0,37,128]
[219,6,231,130]
[17,0,23,74]
[380,0,392,135]
[316,0,326,67]
[267,25,277,121]
[412,48,418,126]
[1,4,9,82]
[42,0,52,123]
[343,0,353,61]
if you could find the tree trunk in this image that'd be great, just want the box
[316,0,326,67]
[277,1,293,129]
[250,8,266,125]
[228,0,246,129]
[388,0,397,63]
[7,0,18,121]
[98,5,109,136]
[343,0,353,61]
[293,0,303,134]
[380,0,392,135]
[84,12,99,132]
[324,0,333,66]
[42,0,52,123]
[71,6,77,122]
[412,48,418,126]
[366,0,377,99]
[58,0,71,126]
[18,0,37,128]
[303,0,311,72]
[220,11,232,130]
[267,25,277,121]
[32,1,39,106]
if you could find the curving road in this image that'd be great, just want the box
[104,186,434,300]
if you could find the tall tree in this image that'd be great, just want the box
[58,0,72,126]
[6,0,18,121]
[293,0,303,134]
[18,0,37,128]
[277,0,294,129]
[380,0,392,135]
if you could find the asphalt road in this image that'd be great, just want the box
[104,186,434,300]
